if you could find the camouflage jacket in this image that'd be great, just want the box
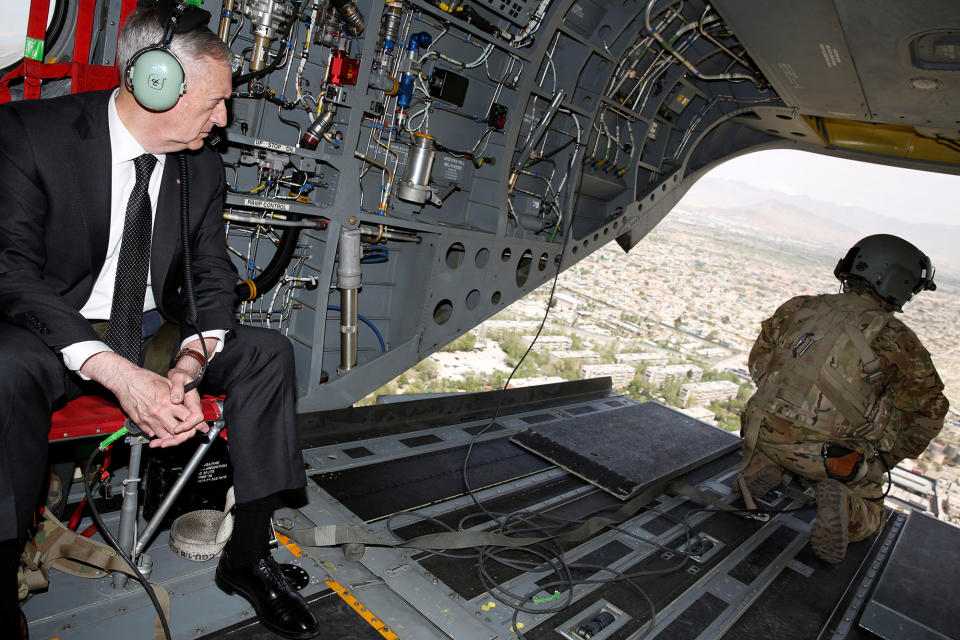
[746,291,948,461]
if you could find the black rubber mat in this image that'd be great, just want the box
[860,511,960,639]
[511,402,740,499]
[393,474,587,540]
[524,510,765,639]
[311,436,552,521]
[723,514,900,640]
[417,485,629,600]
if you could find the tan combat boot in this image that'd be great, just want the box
[810,479,849,564]
[744,464,783,499]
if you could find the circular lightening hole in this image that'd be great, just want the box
[445,242,465,269]
[433,300,453,325]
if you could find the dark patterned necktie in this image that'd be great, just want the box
[105,153,157,364]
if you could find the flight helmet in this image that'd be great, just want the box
[834,234,936,310]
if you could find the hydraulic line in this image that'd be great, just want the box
[509,90,565,195]
[224,212,328,228]
[327,305,387,352]
[235,226,303,302]
[643,0,758,84]
[354,151,395,214]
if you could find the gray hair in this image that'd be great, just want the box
[117,7,232,76]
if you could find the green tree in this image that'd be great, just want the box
[445,333,477,351]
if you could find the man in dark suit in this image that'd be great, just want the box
[0,7,319,639]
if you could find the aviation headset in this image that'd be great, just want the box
[123,0,211,111]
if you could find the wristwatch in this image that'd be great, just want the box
[174,347,207,376]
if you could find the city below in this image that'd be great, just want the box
[365,205,960,526]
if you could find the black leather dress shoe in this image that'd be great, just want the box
[215,551,320,639]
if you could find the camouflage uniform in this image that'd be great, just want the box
[741,290,948,542]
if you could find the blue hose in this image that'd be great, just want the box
[327,305,386,352]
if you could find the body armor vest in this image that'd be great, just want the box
[755,293,892,445]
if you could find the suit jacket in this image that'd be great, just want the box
[0,90,238,353]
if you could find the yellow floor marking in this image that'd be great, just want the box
[325,578,401,640]
[271,532,399,638]
[273,531,305,558]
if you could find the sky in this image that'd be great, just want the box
[0,4,48,67]
[703,149,960,227]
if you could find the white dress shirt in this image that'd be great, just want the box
[61,90,224,375]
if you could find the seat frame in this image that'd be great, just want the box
[50,395,226,587]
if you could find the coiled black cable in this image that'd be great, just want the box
[234,227,302,302]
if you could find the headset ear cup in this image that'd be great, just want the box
[128,47,186,111]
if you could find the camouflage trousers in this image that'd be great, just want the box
[745,442,887,542]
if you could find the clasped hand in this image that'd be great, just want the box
[82,352,209,448]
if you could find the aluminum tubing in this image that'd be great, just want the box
[338,228,362,371]
[112,439,144,589]
[134,422,226,558]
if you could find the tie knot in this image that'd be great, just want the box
[133,153,157,182]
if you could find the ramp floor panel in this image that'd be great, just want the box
[198,588,385,640]
[311,436,551,520]
[393,474,588,540]
[723,513,904,640]
[510,402,741,499]
[417,485,629,600]
[22,389,932,640]
[860,511,960,640]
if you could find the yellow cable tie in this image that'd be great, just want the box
[242,279,257,301]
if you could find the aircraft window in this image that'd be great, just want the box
[445,242,465,269]
[0,1,63,72]
[433,300,453,325]
[465,289,480,310]
[475,248,490,268]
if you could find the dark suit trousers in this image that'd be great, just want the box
[0,319,306,545]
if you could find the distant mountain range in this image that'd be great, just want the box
[679,175,960,281]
